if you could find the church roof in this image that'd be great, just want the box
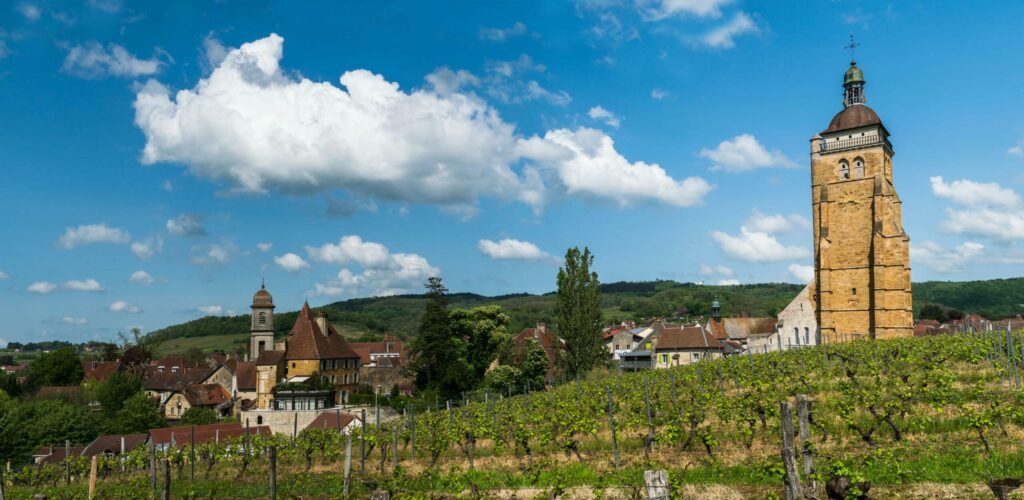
[822,104,883,135]
[285,303,360,361]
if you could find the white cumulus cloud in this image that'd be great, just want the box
[197,305,224,316]
[930,176,1024,241]
[911,240,989,274]
[58,223,131,249]
[62,316,87,325]
[638,0,733,20]
[108,300,140,313]
[587,106,621,128]
[191,244,231,265]
[788,264,814,283]
[478,21,529,41]
[745,210,810,234]
[28,281,58,294]
[698,12,758,49]
[711,227,810,262]
[309,236,439,298]
[699,264,734,277]
[130,237,163,259]
[700,134,794,172]
[166,213,207,236]
[717,279,740,286]
[129,270,155,286]
[521,128,712,207]
[133,35,699,214]
[63,279,103,292]
[62,41,163,79]
[274,253,310,273]
[478,238,554,262]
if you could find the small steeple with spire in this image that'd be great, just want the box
[711,296,722,322]
[843,34,866,107]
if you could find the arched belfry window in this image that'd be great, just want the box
[258,312,266,325]
[838,160,850,180]
[853,157,865,178]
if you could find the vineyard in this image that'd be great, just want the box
[6,331,1024,498]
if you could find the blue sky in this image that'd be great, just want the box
[1,1,1023,344]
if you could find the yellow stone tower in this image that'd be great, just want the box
[810,58,913,342]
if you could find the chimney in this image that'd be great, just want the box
[315,311,328,335]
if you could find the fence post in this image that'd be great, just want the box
[88,455,97,499]
[293,412,298,441]
[190,425,196,481]
[150,444,157,493]
[797,395,816,498]
[161,458,170,500]
[0,458,5,500]
[643,470,669,500]
[268,446,277,500]
[410,409,416,463]
[392,424,399,470]
[343,433,352,496]
[780,400,802,500]
[643,377,654,458]
[606,387,619,469]
[360,409,367,476]
[65,439,71,484]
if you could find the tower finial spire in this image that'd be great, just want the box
[261,277,265,290]
[845,32,860,64]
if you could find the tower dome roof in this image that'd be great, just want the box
[844,61,864,85]
[252,281,274,308]
[822,104,882,135]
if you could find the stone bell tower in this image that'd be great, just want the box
[809,57,913,342]
[248,279,275,360]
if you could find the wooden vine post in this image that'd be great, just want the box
[161,458,170,500]
[268,445,277,500]
[343,433,353,497]
[606,387,620,469]
[88,455,97,499]
[780,400,802,500]
[797,395,817,498]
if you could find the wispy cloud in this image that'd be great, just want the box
[62,42,164,79]
[697,12,757,49]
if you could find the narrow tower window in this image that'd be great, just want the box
[853,157,864,178]
[258,312,266,325]
[838,160,850,180]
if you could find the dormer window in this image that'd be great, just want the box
[839,160,850,180]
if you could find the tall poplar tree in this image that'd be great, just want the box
[556,247,606,377]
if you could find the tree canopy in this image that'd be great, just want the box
[26,347,84,389]
[556,247,606,377]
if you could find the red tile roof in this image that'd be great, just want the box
[182,384,231,407]
[148,422,271,446]
[349,336,408,367]
[34,446,86,465]
[285,303,360,361]
[81,434,148,457]
[655,327,726,351]
[304,412,357,432]
[82,360,122,383]
[512,325,561,374]
[235,361,257,391]
[143,366,214,391]
[255,350,286,366]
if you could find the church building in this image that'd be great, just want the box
[809,57,913,342]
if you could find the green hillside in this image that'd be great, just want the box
[145,277,1024,355]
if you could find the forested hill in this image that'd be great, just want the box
[145,277,1024,344]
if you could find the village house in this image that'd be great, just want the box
[350,335,414,395]
[652,326,732,368]
[162,383,232,420]
[82,360,122,384]
[510,323,563,381]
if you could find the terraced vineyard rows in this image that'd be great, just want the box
[7,331,1024,498]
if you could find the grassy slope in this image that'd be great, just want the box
[145,278,1024,355]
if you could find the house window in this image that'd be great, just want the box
[852,288,857,296]
[660,354,668,364]
[804,327,810,345]
[257,416,263,425]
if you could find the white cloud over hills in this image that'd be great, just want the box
[133,34,710,214]
[478,238,554,262]
[307,235,439,298]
